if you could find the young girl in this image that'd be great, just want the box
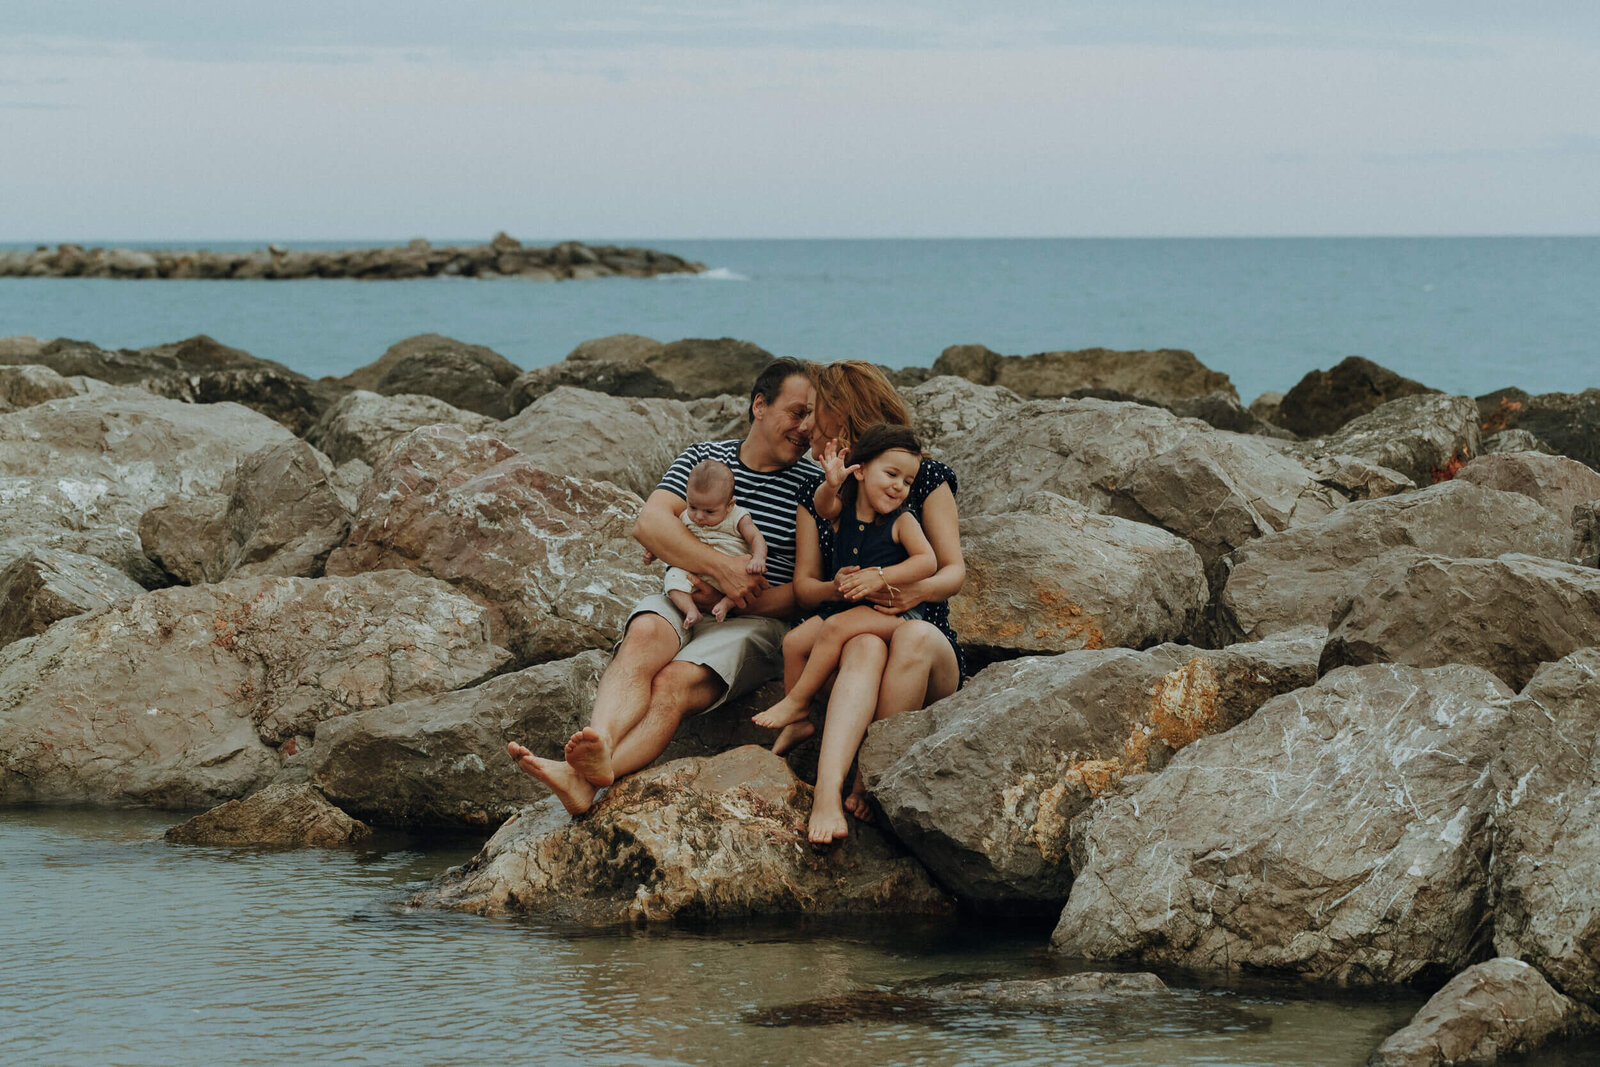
[754,423,938,737]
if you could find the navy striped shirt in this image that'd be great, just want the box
[656,440,820,584]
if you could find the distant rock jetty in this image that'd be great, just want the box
[0,232,705,281]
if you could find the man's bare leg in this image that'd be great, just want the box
[565,612,681,786]
[606,660,724,778]
[507,741,596,815]
[808,634,889,845]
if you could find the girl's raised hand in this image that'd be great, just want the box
[820,439,860,491]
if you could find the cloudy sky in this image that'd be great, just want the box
[3,2,1597,239]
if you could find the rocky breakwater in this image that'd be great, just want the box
[0,233,705,281]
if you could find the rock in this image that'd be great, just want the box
[507,359,678,411]
[634,338,777,400]
[1219,480,1570,640]
[1320,554,1600,690]
[305,389,496,466]
[1456,451,1600,520]
[565,333,662,362]
[410,746,952,924]
[1297,453,1417,501]
[0,336,44,359]
[1368,958,1597,1067]
[943,398,1345,589]
[687,394,752,442]
[325,425,657,666]
[1491,649,1600,1007]
[902,376,1025,456]
[1483,428,1551,454]
[0,549,145,649]
[337,334,522,418]
[497,387,701,498]
[311,651,607,828]
[932,344,1237,405]
[1478,388,1600,472]
[1053,662,1515,984]
[164,783,371,848]
[138,365,334,436]
[857,635,1321,912]
[0,365,82,413]
[1249,391,1285,425]
[1277,356,1439,438]
[950,493,1208,656]
[1575,502,1600,568]
[0,571,510,807]
[1292,394,1479,488]
[0,387,296,584]
[1167,390,1297,439]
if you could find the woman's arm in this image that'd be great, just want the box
[869,483,965,613]
[790,506,835,612]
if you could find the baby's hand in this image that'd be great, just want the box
[642,548,656,565]
[746,555,767,575]
[820,439,860,491]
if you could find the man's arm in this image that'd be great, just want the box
[634,489,766,608]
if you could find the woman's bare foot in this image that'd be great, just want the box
[563,728,615,786]
[507,742,596,815]
[772,719,814,756]
[843,774,874,823]
[808,795,849,846]
[752,694,809,730]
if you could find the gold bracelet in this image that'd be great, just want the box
[876,566,900,598]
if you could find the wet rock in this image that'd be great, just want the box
[642,337,776,399]
[858,636,1321,912]
[902,376,1025,456]
[565,333,662,362]
[1219,480,1570,640]
[950,493,1208,656]
[1291,394,1479,488]
[497,387,701,498]
[1368,958,1598,1067]
[411,746,952,924]
[1278,356,1438,438]
[305,389,496,465]
[311,651,607,828]
[507,359,677,410]
[0,549,145,649]
[1320,554,1600,690]
[0,571,510,808]
[325,425,656,666]
[933,344,1237,405]
[337,334,522,418]
[944,398,1344,589]
[1456,451,1600,520]
[0,387,296,584]
[0,365,83,412]
[1053,663,1514,985]
[164,783,371,848]
[1478,388,1600,472]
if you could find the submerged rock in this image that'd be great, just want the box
[1053,663,1513,985]
[932,345,1237,406]
[1277,356,1438,438]
[1368,958,1597,1067]
[411,746,952,925]
[164,783,371,848]
[858,636,1321,912]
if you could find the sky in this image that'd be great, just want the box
[3,1,1598,240]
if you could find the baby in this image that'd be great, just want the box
[660,458,768,627]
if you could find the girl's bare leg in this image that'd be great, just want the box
[758,608,904,730]
[809,633,890,845]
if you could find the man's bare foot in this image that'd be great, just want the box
[772,719,814,756]
[507,742,596,815]
[564,727,615,786]
[752,695,809,730]
[844,774,874,823]
[808,797,849,846]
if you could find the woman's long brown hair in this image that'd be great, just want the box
[813,360,910,451]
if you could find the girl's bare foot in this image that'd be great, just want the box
[507,742,596,815]
[843,774,874,823]
[563,727,615,786]
[808,795,849,846]
[772,719,814,756]
[752,695,809,730]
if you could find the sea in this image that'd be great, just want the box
[4,237,1599,1066]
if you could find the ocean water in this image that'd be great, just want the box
[3,237,1597,404]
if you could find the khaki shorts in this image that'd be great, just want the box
[625,593,786,713]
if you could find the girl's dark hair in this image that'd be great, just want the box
[838,422,923,519]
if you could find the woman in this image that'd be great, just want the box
[781,360,967,845]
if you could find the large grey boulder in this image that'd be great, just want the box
[943,398,1344,586]
[412,746,952,925]
[0,549,145,649]
[565,333,662,363]
[0,571,510,808]
[902,376,1025,456]
[164,783,371,848]
[1277,356,1438,438]
[950,493,1208,655]
[1166,390,1297,440]
[933,345,1237,405]
[336,333,522,418]
[0,364,84,413]
[1491,649,1600,1007]
[1320,554,1600,690]
[1368,958,1597,1067]
[305,389,497,465]
[325,425,657,666]
[496,387,701,498]
[1457,450,1600,520]
[1052,663,1514,985]
[1291,394,1479,487]
[1219,480,1572,640]
[0,387,296,584]
[1298,453,1417,501]
[857,636,1321,912]
[640,337,776,400]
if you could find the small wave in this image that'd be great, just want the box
[658,267,749,282]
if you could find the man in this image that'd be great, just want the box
[509,358,816,814]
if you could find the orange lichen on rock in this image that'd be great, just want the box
[1064,758,1125,798]
[1431,451,1467,483]
[1030,585,1106,650]
[1481,397,1523,433]
[1147,657,1222,751]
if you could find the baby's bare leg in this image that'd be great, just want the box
[666,588,701,628]
[710,595,736,622]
